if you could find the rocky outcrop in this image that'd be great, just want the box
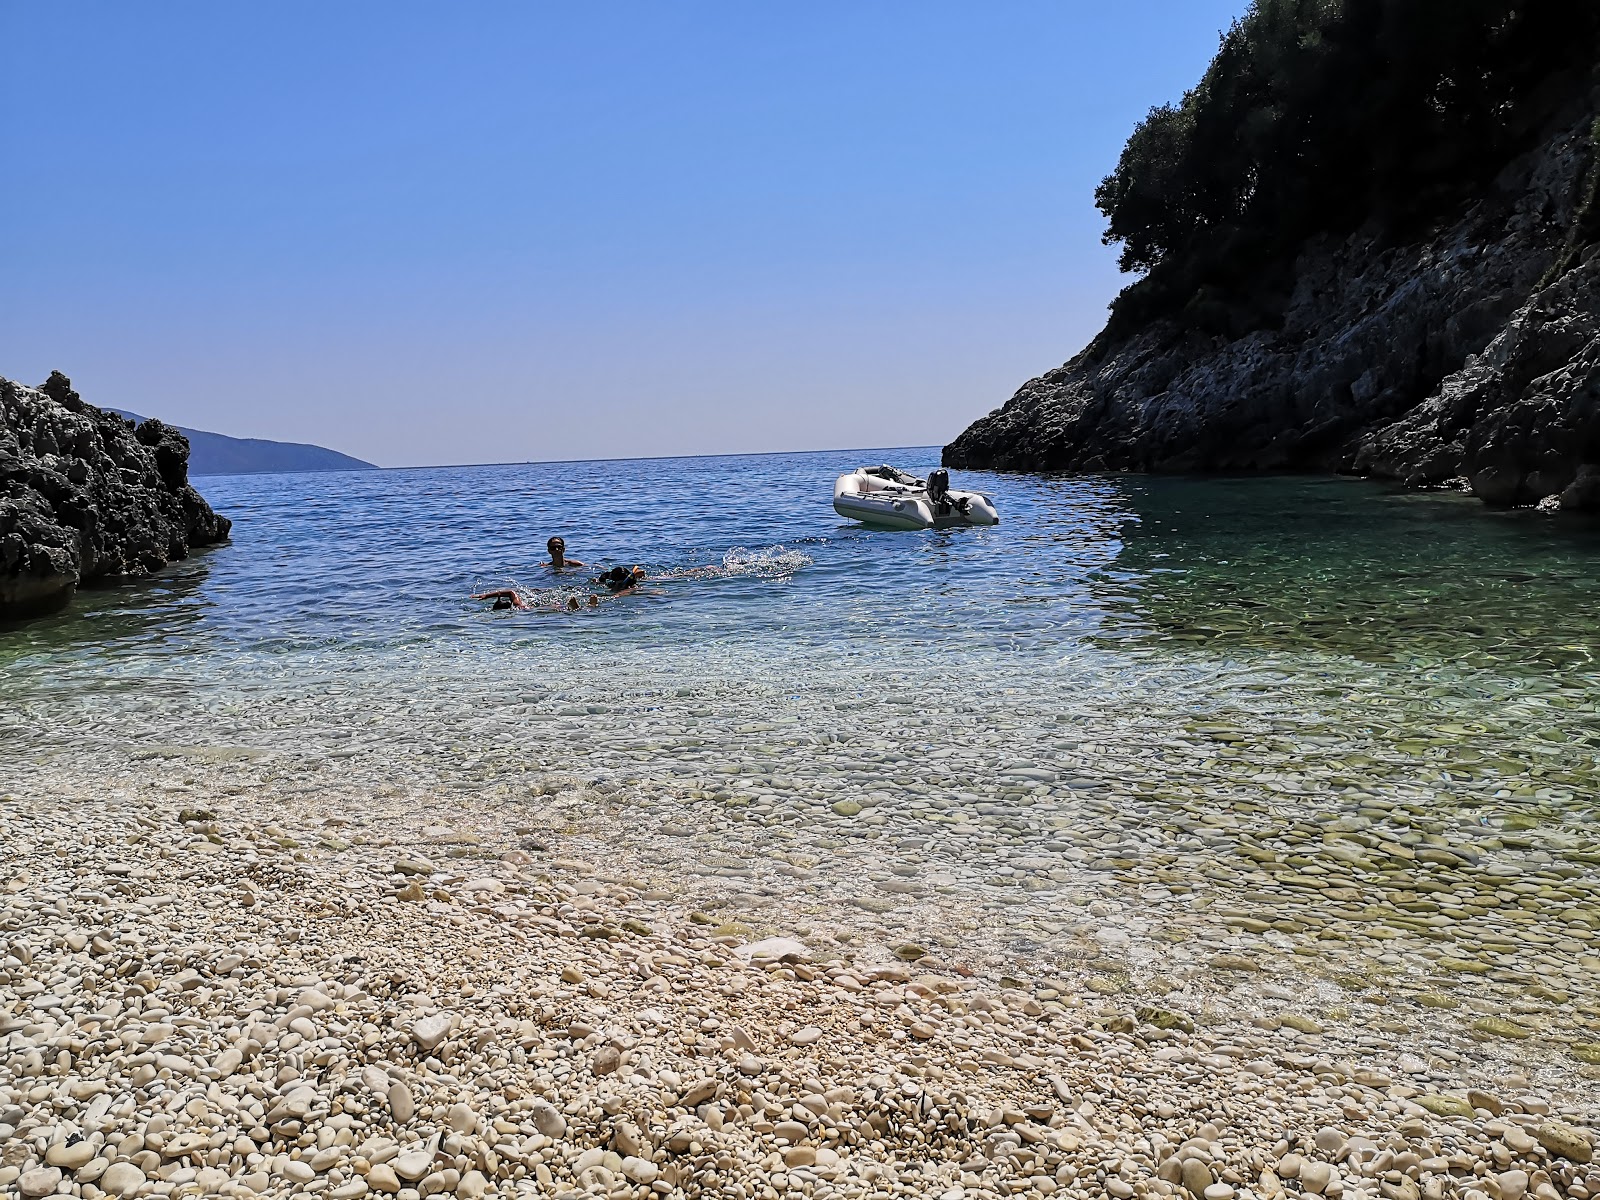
[945,106,1600,511]
[1,373,231,618]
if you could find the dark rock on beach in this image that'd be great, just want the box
[1,372,231,618]
[946,99,1600,512]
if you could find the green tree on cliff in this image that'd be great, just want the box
[1095,0,1600,338]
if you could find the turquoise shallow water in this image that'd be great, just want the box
[5,449,1600,1065]
[6,446,1598,683]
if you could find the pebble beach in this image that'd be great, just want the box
[2,741,1597,1200]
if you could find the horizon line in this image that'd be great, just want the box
[196,442,951,478]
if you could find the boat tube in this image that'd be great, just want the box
[832,465,999,530]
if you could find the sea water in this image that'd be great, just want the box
[4,448,1600,1069]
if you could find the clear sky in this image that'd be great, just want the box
[2,1,1243,467]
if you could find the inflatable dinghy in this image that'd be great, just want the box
[833,465,999,530]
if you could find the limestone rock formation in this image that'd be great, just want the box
[945,109,1600,511]
[0,372,232,617]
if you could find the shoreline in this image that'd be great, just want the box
[3,752,1596,1200]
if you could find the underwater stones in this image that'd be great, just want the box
[1534,1122,1593,1163]
[1437,957,1493,974]
[1465,1090,1504,1115]
[1227,917,1273,933]
[1209,955,1259,974]
[1278,1013,1324,1034]
[1417,1095,1475,1119]
[831,800,862,816]
[852,896,897,914]
[10,577,1600,1200]
[738,936,810,964]
[1471,1016,1532,1040]
[1136,1006,1195,1033]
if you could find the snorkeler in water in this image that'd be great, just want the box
[472,589,598,612]
[476,560,711,611]
[594,565,646,593]
[472,588,531,610]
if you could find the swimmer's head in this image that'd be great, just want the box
[547,536,565,555]
[492,595,513,611]
[566,595,580,611]
[587,595,599,607]
[597,565,643,591]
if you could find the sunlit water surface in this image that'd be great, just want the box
[4,449,1600,1069]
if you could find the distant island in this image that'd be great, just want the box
[108,408,377,476]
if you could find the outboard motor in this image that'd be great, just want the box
[926,467,969,517]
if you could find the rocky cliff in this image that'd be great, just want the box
[945,105,1600,511]
[0,373,232,618]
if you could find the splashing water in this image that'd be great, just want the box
[717,545,813,577]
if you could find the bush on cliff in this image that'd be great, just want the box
[1094,0,1600,345]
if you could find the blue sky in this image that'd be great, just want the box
[2,1,1243,466]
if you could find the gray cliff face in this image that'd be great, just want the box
[945,110,1600,511]
[0,373,232,618]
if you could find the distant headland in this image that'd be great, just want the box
[107,409,376,476]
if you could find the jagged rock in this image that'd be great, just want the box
[945,106,1600,512]
[0,373,231,617]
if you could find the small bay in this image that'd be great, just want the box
[4,447,1599,1077]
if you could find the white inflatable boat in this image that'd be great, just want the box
[833,465,999,530]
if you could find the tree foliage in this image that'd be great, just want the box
[1095,0,1600,336]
